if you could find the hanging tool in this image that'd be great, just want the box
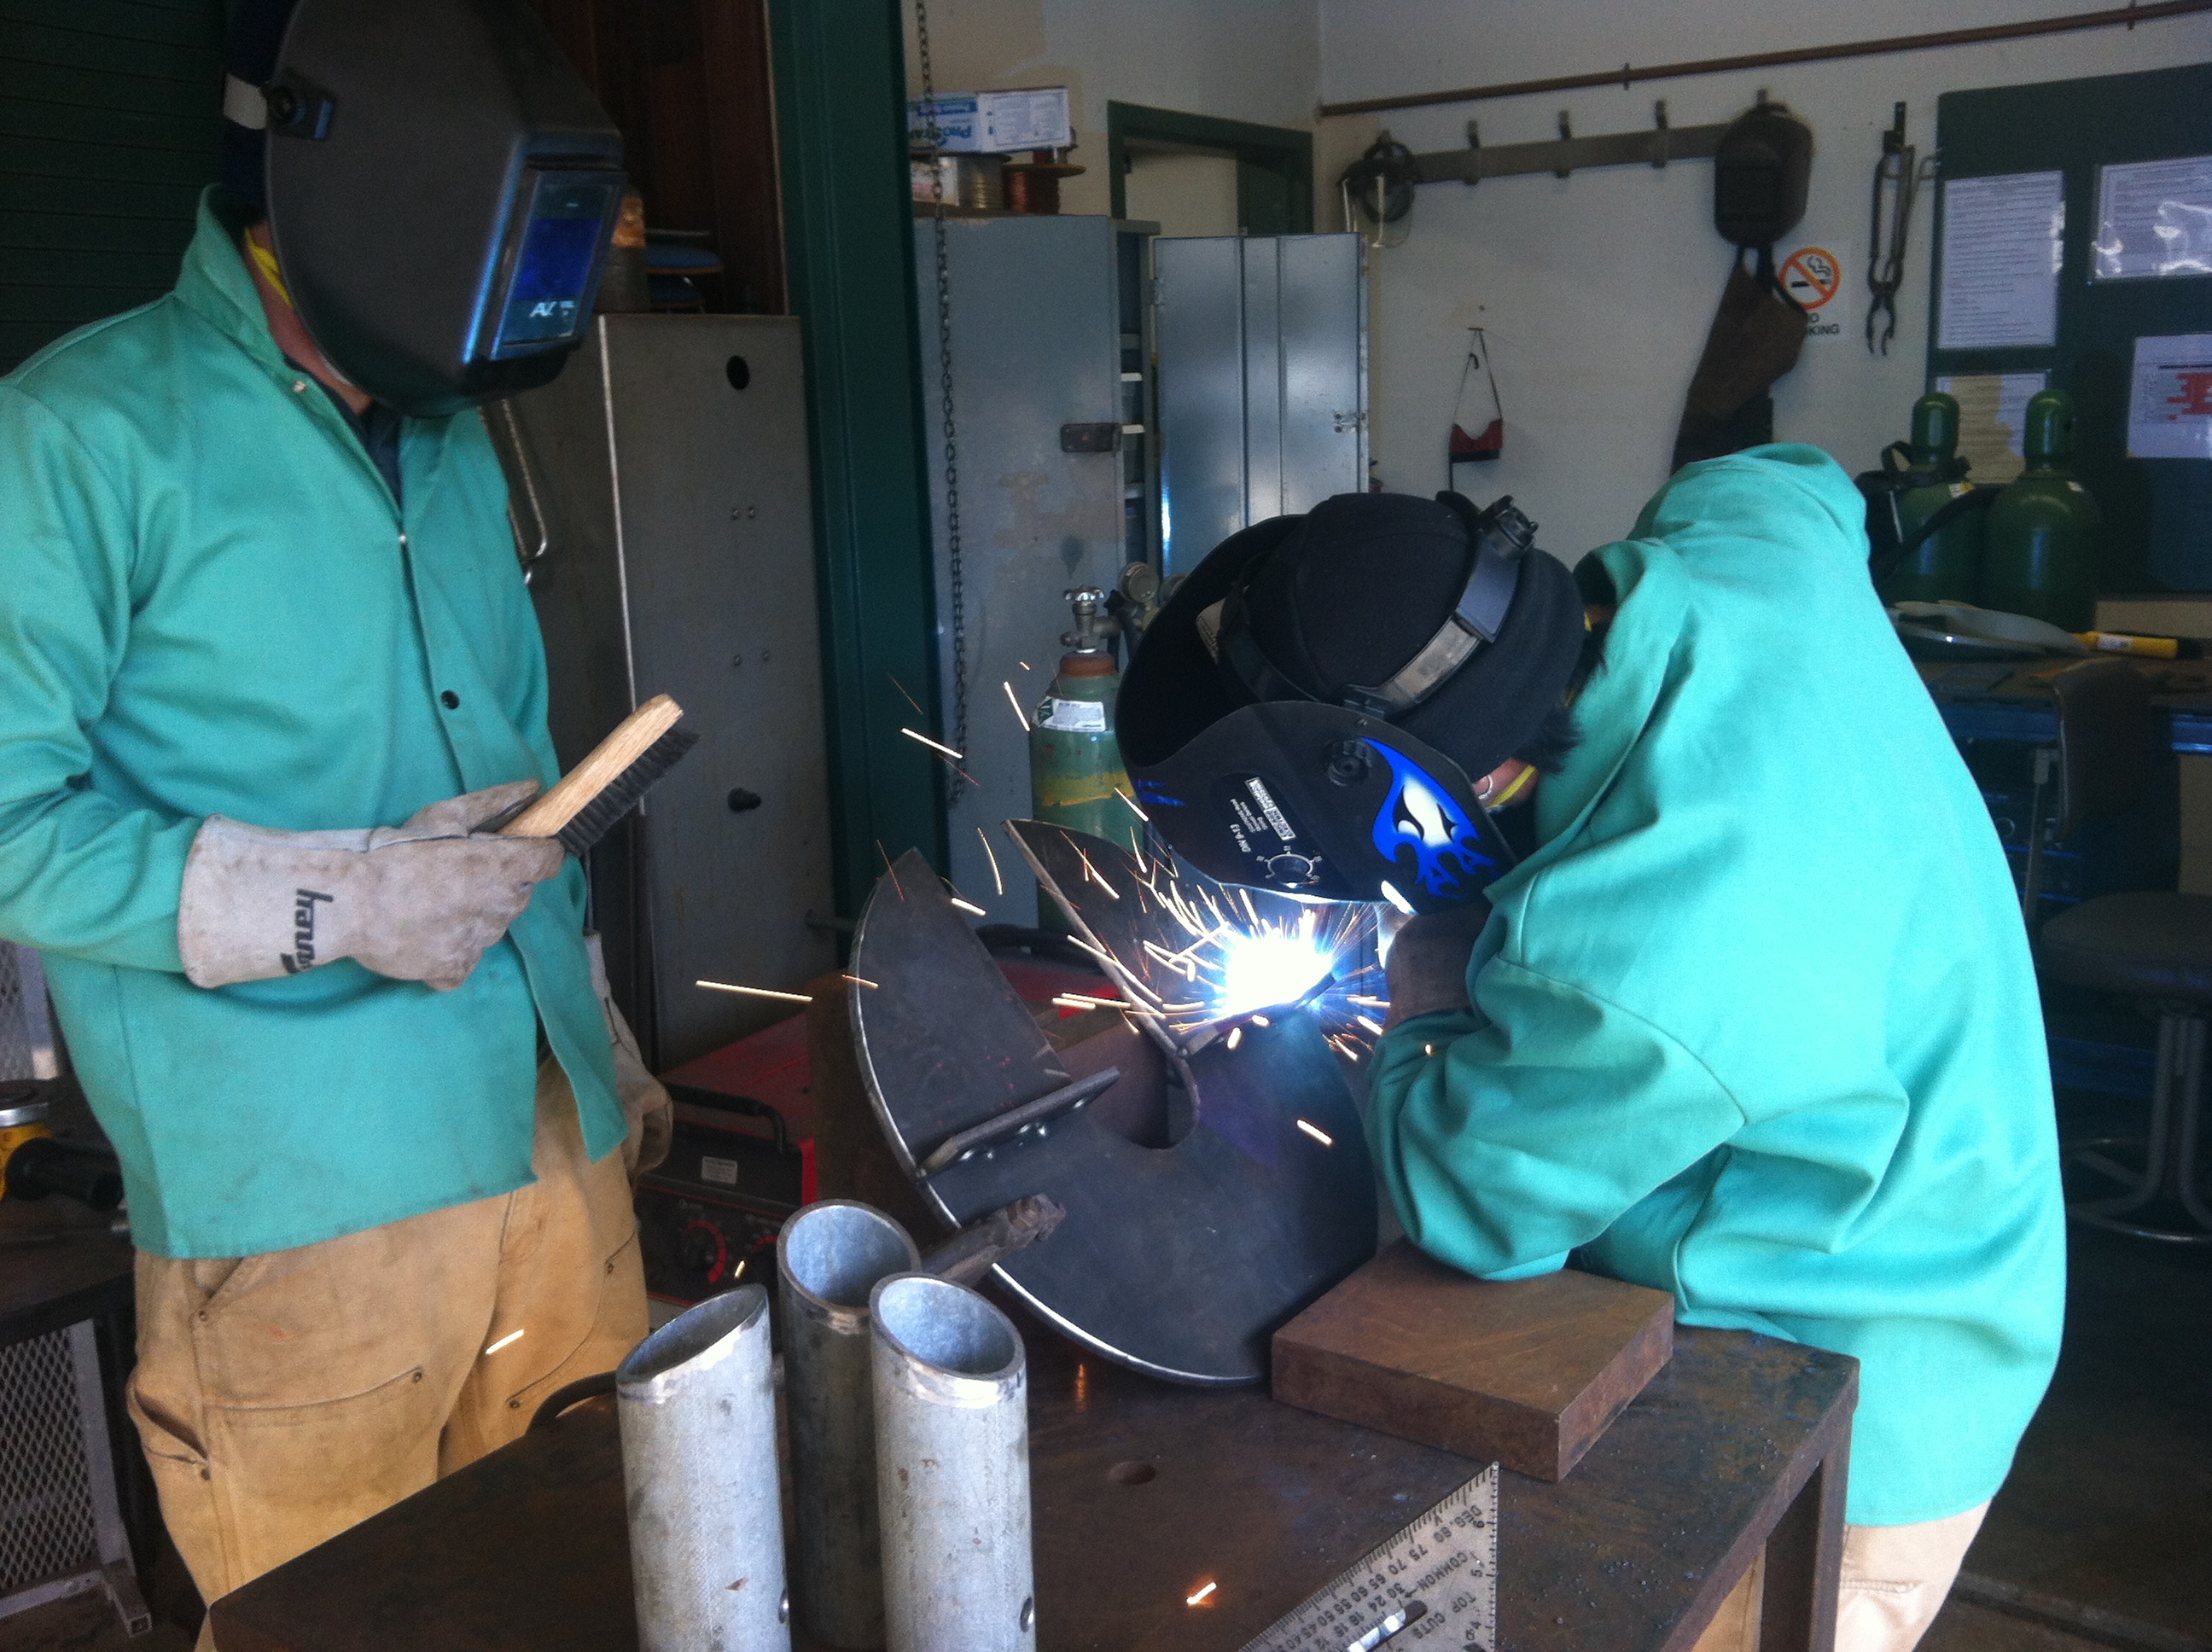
[1237,1466,1499,1652]
[1866,103,1937,354]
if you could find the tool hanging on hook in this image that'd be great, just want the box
[1866,102,1938,354]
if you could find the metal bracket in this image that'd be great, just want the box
[1061,422,1122,454]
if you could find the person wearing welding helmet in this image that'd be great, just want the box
[1118,445,2064,1652]
[0,1,664,1637]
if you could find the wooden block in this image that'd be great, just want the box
[1271,1239,1674,1481]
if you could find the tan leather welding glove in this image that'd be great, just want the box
[178,780,566,992]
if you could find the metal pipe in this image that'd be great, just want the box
[870,1273,1036,1652]
[615,1285,789,1652]
[778,1201,922,1649]
[1317,0,2212,117]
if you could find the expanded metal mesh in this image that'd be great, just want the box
[0,942,55,1083]
[0,1328,100,1597]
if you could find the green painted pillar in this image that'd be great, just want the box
[770,0,947,915]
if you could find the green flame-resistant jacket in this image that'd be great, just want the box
[1369,445,2066,1527]
[0,189,622,1258]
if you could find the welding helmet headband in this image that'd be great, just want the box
[1120,492,1586,914]
[249,0,626,416]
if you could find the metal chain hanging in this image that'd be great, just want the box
[913,0,968,806]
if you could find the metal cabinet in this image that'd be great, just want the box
[500,315,836,1069]
[913,214,1156,922]
[1154,234,1368,575]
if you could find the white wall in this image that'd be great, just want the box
[1125,149,1243,236]
[903,0,1322,219]
[1318,0,2212,564]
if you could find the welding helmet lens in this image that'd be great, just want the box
[260,0,625,416]
[1121,492,1586,913]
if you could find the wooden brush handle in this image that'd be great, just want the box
[500,694,684,839]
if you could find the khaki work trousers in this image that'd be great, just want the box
[128,1056,667,1650]
[1691,1501,1991,1652]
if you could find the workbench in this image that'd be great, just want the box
[208,1318,1854,1652]
[1919,656,2212,755]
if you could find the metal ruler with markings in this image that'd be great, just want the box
[1239,1465,1499,1652]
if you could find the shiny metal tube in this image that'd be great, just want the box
[778,1201,921,1649]
[615,1284,789,1652]
[870,1273,1035,1652]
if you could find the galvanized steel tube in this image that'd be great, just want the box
[778,1201,921,1649]
[870,1273,1035,1652]
[615,1284,789,1652]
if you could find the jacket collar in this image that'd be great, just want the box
[172,187,290,373]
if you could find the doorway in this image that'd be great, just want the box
[1106,102,1313,236]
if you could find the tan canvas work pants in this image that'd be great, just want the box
[128,1054,667,1649]
[1691,1501,1990,1652]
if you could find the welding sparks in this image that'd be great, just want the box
[888,674,927,718]
[1185,1582,1218,1607]
[1355,1014,1385,1036]
[1378,879,1417,916]
[1250,1015,1270,1027]
[1295,1119,1334,1146]
[484,1329,525,1356]
[978,826,1004,895]
[1115,787,1150,823]
[697,980,813,1003]
[900,726,964,761]
[843,974,882,990]
[1052,992,1121,1010]
[1225,1026,1243,1050]
[950,896,987,916]
[1347,994,1388,1008]
[1002,680,1030,731]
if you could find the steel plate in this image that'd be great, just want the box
[850,846,1375,1385]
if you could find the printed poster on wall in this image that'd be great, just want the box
[2093,155,2212,282]
[1935,371,2049,484]
[2128,334,2212,460]
[1938,172,2064,352]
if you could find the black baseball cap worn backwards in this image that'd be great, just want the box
[1118,491,1586,913]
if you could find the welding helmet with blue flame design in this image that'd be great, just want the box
[1119,492,1587,914]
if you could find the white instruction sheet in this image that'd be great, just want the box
[2094,155,2212,281]
[1939,172,2065,352]
[2128,334,2212,460]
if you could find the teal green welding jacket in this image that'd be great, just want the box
[1369,445,2066,1527]
[0,190,623,1258]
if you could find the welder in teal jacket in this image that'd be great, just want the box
[0,120,660,1651]
[1371,447,2064,1652]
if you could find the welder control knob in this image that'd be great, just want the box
[1481,497,1536,556]
[1324,740,1371,786]
[678,1219,728,1283]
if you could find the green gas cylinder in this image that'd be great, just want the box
[1876,393,1986,604]
[1031,587,1141,863]
[1982,390,2101,632]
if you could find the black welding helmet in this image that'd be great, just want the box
[1119,492,1586,914]
[236,0,625,416]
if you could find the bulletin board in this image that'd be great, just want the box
[1930,62,2212,594]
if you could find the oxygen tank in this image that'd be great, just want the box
[1875,393,1986,604]
[1982,389,2101,632]
[1030,588,1140,872]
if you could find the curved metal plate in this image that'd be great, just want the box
[851,846,1375,1386]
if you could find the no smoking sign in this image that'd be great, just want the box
[1778,241,1854,342]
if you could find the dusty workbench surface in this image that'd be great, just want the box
[210,1321,1854,1652]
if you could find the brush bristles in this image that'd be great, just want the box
[555,727,701,857]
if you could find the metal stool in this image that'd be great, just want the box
[2029,660,2212,1242]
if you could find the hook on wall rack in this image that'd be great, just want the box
[1424,100,1726,187]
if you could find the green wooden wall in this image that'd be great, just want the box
[1,0,226,375]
